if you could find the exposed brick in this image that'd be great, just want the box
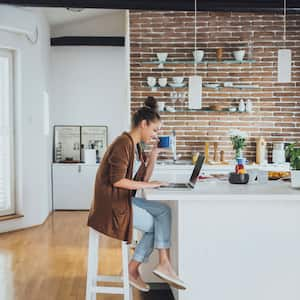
[129,11,300,162]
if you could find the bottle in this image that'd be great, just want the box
[238,99,245,112]
[256,137,266,165]
[272,142,285,164]
[245,99,253,113]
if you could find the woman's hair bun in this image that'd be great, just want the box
[144,96,158,112]
[132,96,160,128]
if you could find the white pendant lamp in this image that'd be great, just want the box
[277,0,292,82]
[188,0,202,109]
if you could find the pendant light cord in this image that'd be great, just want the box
[194,0,197,74]
[284,0,286,46]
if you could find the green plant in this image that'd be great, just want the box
[229,130,247,159]
[285,143,300,170]
[230,135,246,151]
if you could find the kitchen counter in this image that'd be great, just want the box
[155,161,290,172]
[140,172,300,300]
[143,180,299,201]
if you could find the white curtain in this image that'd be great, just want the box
[0,49,14,216]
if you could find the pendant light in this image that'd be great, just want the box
[277,0,292,82]
[188,0,202,109]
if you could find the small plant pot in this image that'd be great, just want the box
[291,170,300,188]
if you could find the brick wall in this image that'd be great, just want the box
[129,11,300,162]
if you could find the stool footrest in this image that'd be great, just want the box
[92,286,124,294]
[97,275,123,282]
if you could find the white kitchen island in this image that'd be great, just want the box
[142,175,300,300]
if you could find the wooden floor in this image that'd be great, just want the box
[0,211,173,300]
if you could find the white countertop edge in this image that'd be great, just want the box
[52,163,100,166]
[143,192,300,201]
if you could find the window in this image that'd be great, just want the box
[0,49,15,216]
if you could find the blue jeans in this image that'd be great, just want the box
[132,197,171,263]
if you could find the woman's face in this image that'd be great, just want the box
[140,119,161,143]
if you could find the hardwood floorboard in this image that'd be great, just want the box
[0,211,174,300]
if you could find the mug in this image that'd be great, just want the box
[147,76,156,87]
[157,101,165,112]
[247,168,259,183]
[193,50,204,62]
[158,77,167,87]
[224,82,233,87]
[256,170,268,184]
[158,136,171,148]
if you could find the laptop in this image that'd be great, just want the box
[159,154,205,190]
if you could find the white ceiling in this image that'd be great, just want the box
[39,8,123,26]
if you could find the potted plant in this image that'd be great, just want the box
[285,143,300,188]
[229,130,247,160]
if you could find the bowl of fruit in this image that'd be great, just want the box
[229,161,249,184]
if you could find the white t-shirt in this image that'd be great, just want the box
[133,149,141,178]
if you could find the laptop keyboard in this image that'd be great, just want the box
[160,183,190,188]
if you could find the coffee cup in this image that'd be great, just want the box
[193,50,204,62]
[157,102,165,112]
[256,170,268,184]
[224,82,233,87]
[158,136,171,148]
[156,52,168,62]
[233,50,245,61]
[147,76,156,87]
[158,77,167,87]
[247,169,259,183]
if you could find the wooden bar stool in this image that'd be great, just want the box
[86,227,132,300]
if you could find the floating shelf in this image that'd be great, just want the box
[203,85,259,90]
[142,59,256,65]
[145,84,259,90]
[161,108,248,113]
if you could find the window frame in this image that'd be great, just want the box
[0,48,16,216]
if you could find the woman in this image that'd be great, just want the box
[87,97,186,292]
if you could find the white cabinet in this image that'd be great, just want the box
[52,163,99,210]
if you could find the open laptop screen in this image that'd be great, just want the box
[189,154,205,185]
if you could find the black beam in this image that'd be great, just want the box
[50,36,125,46]
[0,0,300,12]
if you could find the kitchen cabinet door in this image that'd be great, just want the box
[52,164,98,210]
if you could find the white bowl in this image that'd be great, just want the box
[204,83,220,88]
[193,50,204,62]
[156,52,168,62]
[172,76,184,84]
[233,50,245,61]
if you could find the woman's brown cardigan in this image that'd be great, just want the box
[87,132,147,243]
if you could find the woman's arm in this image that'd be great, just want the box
[143,148,159,182]
[144,146,170,182]
[113,178,165,190]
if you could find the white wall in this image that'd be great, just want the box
[51,11,125,37]
[0,5,51,232]
[50,12,129,144]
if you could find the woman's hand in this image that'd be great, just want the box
[149,140,171,161]
[147,181,169,188]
